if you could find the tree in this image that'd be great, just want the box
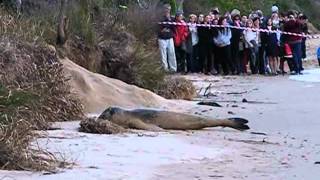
[56,0,68,46]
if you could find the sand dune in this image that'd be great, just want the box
[61,58,169,114]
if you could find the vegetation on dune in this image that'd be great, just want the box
[0,7,83,170]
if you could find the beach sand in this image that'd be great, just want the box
[1,53,320,180]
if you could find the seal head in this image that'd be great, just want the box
[99,107,123,119]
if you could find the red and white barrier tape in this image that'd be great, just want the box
[159,22,320,39]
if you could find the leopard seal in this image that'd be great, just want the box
[88,107,250,132]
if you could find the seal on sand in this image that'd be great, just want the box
[97,107,250,131]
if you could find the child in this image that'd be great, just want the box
[317,47,320,66]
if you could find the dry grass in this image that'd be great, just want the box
[0,7,57,44]
[0,115,62,171]
[0,34,83,171]
[156,76,196,100]
[79,117,127,134]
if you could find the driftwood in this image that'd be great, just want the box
[194,99,277,105]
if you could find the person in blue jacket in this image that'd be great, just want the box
[317,47,320,66]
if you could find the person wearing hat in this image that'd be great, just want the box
[211,7,220,19]
[158,4,177,72]
[271,5,279,14]
[173,11,189,73]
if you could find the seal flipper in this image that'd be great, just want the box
[227,118,250,131]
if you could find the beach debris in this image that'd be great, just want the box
[228,111,235,115]
[87,166,99,169]
[250,132,268,136]
[197,101,222,107]
[137,133,159,137]
[194,112,202,116]
[315,161,320,165]
[203,83,212,96]
[208,175,224,178]
[242,98,277,104]
[227,138,280,145]
[227,91,248,95]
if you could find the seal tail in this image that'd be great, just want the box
[206,118,250,131]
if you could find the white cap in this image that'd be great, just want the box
[272,5,279,13]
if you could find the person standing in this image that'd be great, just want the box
[299,14,308,70]
[213,17,234,75]
[158,4,177,72]
[271,12,281,73]
[254,14,267,75]
[231,14,242,74]
[317,47,320,67]
[284,12,303,75]
[266,18,279,75]
[185,14,199,73]
[173,11,189,73]
[198,15,213,74]
[244,19,259,74]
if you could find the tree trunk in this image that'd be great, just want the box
[56,0,68,46]
[176,0,184,12]
[16,0,22,14]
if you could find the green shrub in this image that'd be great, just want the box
[68,0,96,45]
[130,45,166,91]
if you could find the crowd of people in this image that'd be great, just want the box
[157,4,312,76]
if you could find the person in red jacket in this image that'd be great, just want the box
[174,11,189,73]
[283,11,303,75]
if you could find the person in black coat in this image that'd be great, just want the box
[198,15,214,74]
[230,14,243,74]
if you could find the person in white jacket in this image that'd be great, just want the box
[244,19,259,74]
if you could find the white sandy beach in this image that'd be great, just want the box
[1,60,320,180]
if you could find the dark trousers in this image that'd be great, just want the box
[301,38,306,70]
[318,58,320,66]
[280,57,294,72]
[199,42,212,73]
[302,38,307,59]
[216,45,234,75]
[175,46,186,73]
[213,45,221,73]
[231,42,241,74]
[247,46,259,74]
[186,44,199,73]
[258,46,266,74]
[239,50,247,73]
[290,42,302,73]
